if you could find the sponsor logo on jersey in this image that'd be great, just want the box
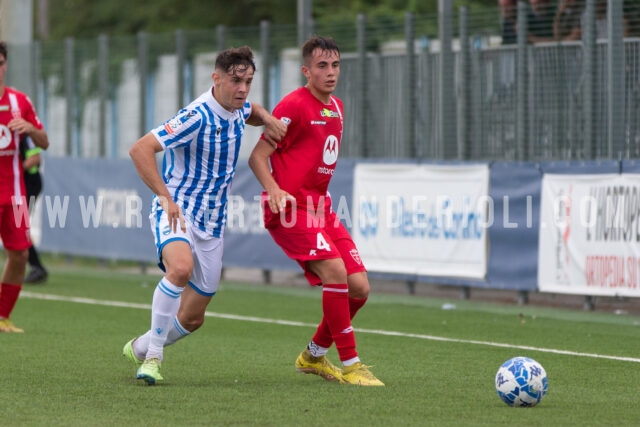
[320,108,339,118]
[164,111,197,135]
[164,118,182,135]
[322,135,339,165]
[310,120,326,125]
[281,117,291,125]
[317,166,334,175]
[0,125,12,149]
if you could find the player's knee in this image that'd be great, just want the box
[350,283,370,299]
[353,287,369,299]
[19,249,28,263]
[181,315,205,332]
[8,249,28,266]
[167,263,193,285]
[313,258,347,284]
[348,273,370,299]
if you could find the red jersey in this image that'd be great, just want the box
[267,87,343,210]
[0,87,43,205]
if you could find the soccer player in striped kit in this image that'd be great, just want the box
[248,36,384,386]
[123,46,286,385]
[0,41,50,333]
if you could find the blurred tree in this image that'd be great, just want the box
[41,0,497,40]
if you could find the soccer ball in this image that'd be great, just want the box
[495,356,548,407]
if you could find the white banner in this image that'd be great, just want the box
[538,174,640,297]
[351,164,490,279]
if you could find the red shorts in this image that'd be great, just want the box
[264,202,366,286]
[0,203,31,251]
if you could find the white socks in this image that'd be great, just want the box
[133,316,191,359]
[308,341,329,357]
[144,278,184,360]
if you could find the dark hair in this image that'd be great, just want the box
[302,36,340,65]
[215,46,256,74]
[0,41,7,60]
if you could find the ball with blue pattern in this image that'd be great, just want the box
[495,356,548,407]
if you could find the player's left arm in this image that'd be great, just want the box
[20,122,49,150]
[246,102,287,147]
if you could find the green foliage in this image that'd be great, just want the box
[2,265,640,426]
[44,0,498,40]
[46,0,299,40]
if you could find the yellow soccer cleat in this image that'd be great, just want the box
[295,349,344,383]
[122,338,143,367]
[342,362,385,386]
[0,318,24,333]
[136,358,164,385]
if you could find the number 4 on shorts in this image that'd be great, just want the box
[316,232,331,252]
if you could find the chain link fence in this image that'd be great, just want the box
[5,0,639,161]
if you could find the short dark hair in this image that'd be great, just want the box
[302,36,340,65]
[215,46,256,74]
[0,41,7,60]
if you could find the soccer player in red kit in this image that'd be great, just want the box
[248,36,383,386]
[0,41,50,332]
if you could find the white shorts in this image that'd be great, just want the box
[150,208,223,297]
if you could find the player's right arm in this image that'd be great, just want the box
[129,132,184,232]
[248,139,292,214]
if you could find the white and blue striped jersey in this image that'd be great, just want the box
[150,87,251,238]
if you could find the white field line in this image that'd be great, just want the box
[21,291,640,364]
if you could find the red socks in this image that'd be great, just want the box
[348,295,367,317]
[0,283,22,318]
[313,284,366,362]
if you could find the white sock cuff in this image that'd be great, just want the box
[158,278,184,299]
[342,357,360,367]
[308,341,329,357]
[173,317,190,336]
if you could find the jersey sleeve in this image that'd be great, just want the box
[22,95,44,130]
[267,95,300,150]
[151,108,203,150]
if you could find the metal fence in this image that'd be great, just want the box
[5,0,639,161]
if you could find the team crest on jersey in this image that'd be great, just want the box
[320,108,339,118]
[350,249,361,265]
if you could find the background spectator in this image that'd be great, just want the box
[20,135,48,284]
[554,0,585,41]
[624,1,640,37]
[528,0,557,43]
[499,0,518,45]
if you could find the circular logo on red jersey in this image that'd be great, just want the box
[323,135,339,165]
[0,125,12,149]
